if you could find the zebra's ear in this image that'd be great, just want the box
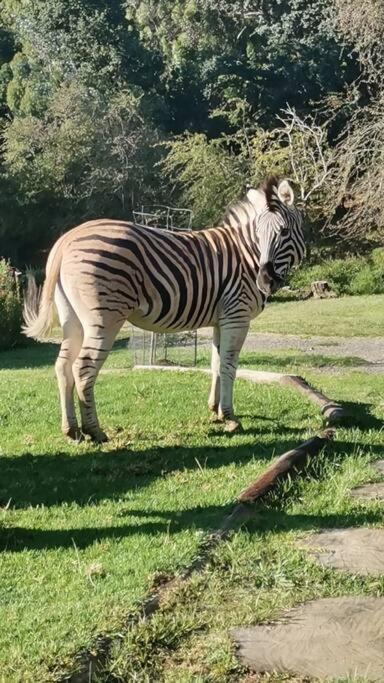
[277,179,294,206]
[246,188,267,214]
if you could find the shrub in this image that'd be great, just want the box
[0,259,25,351]
[288,251,384,297]
[349,264,379,295]
[289,257,360,295]
[371,247,384,268]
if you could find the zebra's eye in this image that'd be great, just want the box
[281,227,290,237]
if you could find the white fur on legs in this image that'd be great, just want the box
[54,283,83,440]
[208,325,221,418]
[218,322,249,431]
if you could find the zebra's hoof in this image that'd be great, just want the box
[82,427,109,444]
[224,419,241,433]
[209,412,224,423]
[64,426,83,442]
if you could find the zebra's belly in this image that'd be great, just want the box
[128,309,216,334]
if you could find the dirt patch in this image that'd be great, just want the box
[302,527,384,576]
[232,597,384,680]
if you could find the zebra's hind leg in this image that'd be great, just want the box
[54,283,83,441]
[218,322,249,432]
[72,322,123,443]
[208,325,221,420]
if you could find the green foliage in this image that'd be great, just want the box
[162,125,290,226]
[0,259,24,350]
[1,81,161,256]
[161,133,244,226]
[0,0,366,263]
[289,249,384,296]
[128,0,356,130]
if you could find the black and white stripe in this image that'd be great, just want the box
[23,176,305,441]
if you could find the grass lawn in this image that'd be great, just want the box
[251,294,384,337]
[1,326,384,680]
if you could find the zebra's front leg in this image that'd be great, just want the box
[208,325,221,419]
[218,322,249,432]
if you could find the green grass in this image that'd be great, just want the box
[1,337,384,681]
[251,294,384,337]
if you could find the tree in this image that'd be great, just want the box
[126,0,358,133]
[325,0,384,244]
[1,81,161,261]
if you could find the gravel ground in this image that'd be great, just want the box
[242,332,384,363]
[198,329,384,373]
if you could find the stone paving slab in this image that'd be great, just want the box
[350,483,384,500]
[302,527,384,575]
[231,597,384,680]
[373,460,384,476]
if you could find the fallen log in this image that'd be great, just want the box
[134,365,346,426]
[281,375,345,425]
[217,429,335,535]
[211,429,334,543]
[237,429,335,503]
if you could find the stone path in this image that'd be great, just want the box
[303,527,384,576]
[232,597,384,681]
[350,483,384,500]
[233,461,384,679]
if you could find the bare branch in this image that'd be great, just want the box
[276,106,333,208]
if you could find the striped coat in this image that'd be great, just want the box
[23,176,305,442]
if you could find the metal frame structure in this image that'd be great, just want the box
[133,205,193,232]
[129,204,197,367]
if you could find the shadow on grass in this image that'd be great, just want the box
[0,337,132,370]
[2,504,382,553]
[238,352,368,370]
[0,433,304,511]
[0,342,59,370]
[2,425,384,553]
[338,401,384,431]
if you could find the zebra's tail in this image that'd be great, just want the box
[22,239,63,341]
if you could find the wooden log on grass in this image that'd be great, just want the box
[134,366,346,426]
[281,375,345,425]
[218,429,335,534]
[311,280,336,298]
[237,429,335,503]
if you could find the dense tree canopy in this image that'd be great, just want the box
[0,0,379,264]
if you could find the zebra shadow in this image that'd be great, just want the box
[0,432,305,512]
[336,400,384,431]
[2,429,384,555]
[2,493,382,553]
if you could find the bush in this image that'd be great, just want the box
[0,259,25,351]
[288,250,384,297]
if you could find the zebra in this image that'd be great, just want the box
[23,176,305,443]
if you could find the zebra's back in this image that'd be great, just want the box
[59,218,247,332]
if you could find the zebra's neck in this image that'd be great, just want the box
[220,212,261,270]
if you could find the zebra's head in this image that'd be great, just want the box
[247,176,305,297]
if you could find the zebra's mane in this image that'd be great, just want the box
[221,198,253,225]
[260,175,280,211]
[222,175,281,226]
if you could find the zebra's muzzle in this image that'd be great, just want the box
[257,262,283,296]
